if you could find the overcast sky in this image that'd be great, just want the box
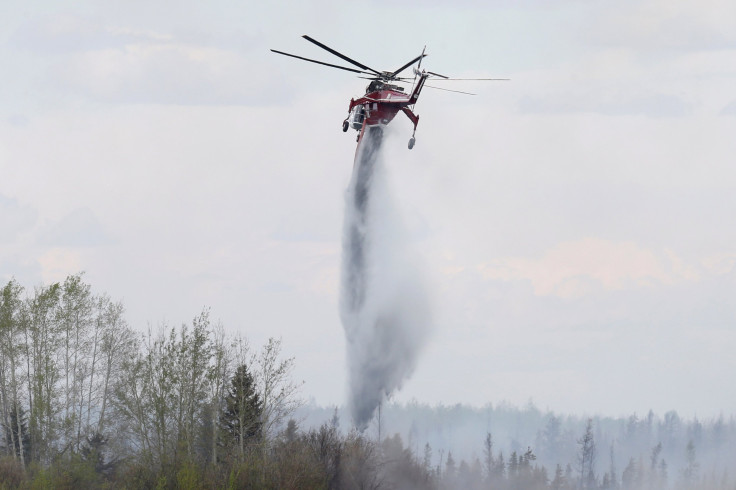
[2,0,735,419]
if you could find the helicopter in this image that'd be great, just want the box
[271,35,506,150]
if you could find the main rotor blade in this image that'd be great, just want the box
[424,85,476,96]
[392,53,427,77]
[430,78,511,81]
[427,71,449,79]
[302,35,382,76]
[427,76,511,82]
[270,49,370,75]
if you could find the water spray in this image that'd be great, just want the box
[339,126,431,430]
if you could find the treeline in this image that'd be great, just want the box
[0,274,302,488]
[424,419,730,490]
[296,406,736,490]
[343,400,736,473]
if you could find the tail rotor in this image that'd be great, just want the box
[413,45,426,78]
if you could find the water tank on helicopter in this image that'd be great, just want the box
[349,105,366,130]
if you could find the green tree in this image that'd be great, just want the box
[679,439,699,488]
[81,432,117,478]
[4,402,30,462]
[495,451,506,481]
[622,458,637,489]
[256,338,302,444]
[57,273,94,455]
[0,278,27,465]
[306,423,342,489]
[205,322,228,467]
[113,324,174,470]
[220,363,262,460]
[483,432,494,481]
[577,418,597,489]
[444,449,456,488]
[25,282,62,464]
[540,414,562,462]
[508,450,518,478]
[96,297,135,437]
[551,463,566,490]
[176,310,213,462]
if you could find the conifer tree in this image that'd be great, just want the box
[578,418,597,489]
[220,363,262,458]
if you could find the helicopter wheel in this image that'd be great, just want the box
[342,120,349,132]
[408,137,415,150]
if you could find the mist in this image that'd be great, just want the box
[340,126,432,430]
[296,401,736,490]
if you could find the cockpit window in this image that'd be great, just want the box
[366,80,383,93]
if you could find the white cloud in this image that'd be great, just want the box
[518,91,693,117]
[37,248,83,285]
[510,46,731,117]
[9,12,288,106]
[585,0,736,51]
[11,13,169,54]
[54,42,289,106]
[0,194,37,243]
[39,207,112,247]
[721,100,736,115]
[701,253,736,275]
[479,238,698,298]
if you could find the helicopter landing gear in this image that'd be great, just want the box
[342,120,349,132]
[408,136,415,150]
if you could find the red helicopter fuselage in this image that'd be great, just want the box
[345,75,428,148]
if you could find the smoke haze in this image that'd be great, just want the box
[340,126,432,429]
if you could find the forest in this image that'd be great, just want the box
[1,274,735,489]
